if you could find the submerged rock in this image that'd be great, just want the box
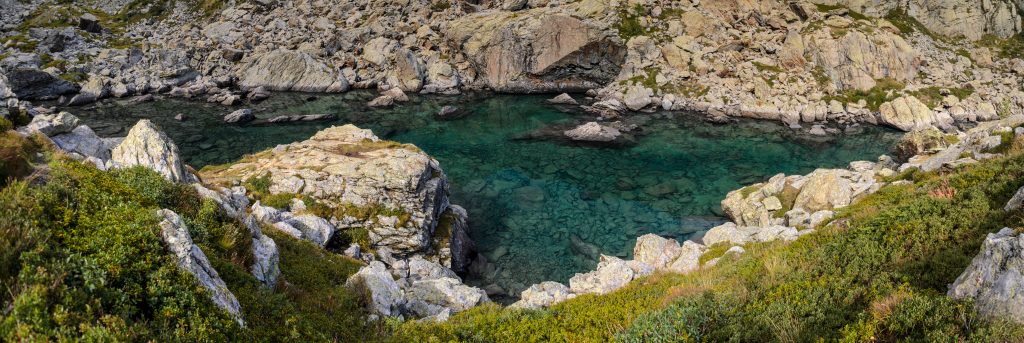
[157,209,243,324]
[547,93,577,105]
[224,109,255,124]
[949,228,1024,322]
[111,120,198,183]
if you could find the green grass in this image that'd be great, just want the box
[825,78,906,112]
[909,86,975,109]
[616,4,653,41]
[0,139,378,341]
[976,33,1024,59]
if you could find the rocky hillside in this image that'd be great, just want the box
[3,0,1024,132]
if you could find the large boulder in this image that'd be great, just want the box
[510,281,575,309]
[346,261,404,318]
[949,228,1024,322]
[237,49,346,92]
[793,169,853,212]
[242,215,280,289]
[446,10,624,93]
[23,111,79,136]
[4,68,80,100]
[157,209,243,324]
[51,125,112,161]
[406,277,490,313]
[633,234,681,270]
[563,122,621,143]
[199,125,458,262]
[879,96,953,132]
[805,29,919,91]
[568,255,636,295]
[702,222,800,246]
[111,120,198,183]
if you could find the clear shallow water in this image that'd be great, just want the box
[72,91,902,296]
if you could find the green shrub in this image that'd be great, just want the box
[0,132,42,187]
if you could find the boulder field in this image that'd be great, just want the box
[3,0,1024,131]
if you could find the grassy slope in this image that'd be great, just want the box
[0,131,380,341]
[392,140,1024,342]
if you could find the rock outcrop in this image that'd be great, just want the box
[446,7,625,93]
[111,120,198,183]
[200,125,468,268]
[237,49,346,93]
[4,69,80,100]
[563,122,621,143]
[878,96,953,132]
[949,228,1024,322]
[157,209,243,324]
[347,257,489,321]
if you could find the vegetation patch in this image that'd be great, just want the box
[825,78,906,112]
[909,86,975,109]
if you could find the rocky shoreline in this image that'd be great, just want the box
[4,0,1024,134]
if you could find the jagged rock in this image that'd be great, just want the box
[5,69,80,100]
[157,209,243,324]
[547,93,577,105]
[563,122,621,142]
[406,277,489,312]
[242,215,280,288]
[281,215,335,247]
[668,241,707,273]
[433,205,474,273]
[1006,186,1024,212]
[435,105,465,120]
[382,87,409,102]
[806,29,918,91]
[224,109,255,124]
[623,85,653,111]
[247,86,271,102]
[347,261,404,318]
[407,256,459,282]
[367,95,395,107]
[702,222,799,246]
[633,234,681,270]
[568,255,635,295]
[793,169,853,212]
[111,120,198,183]
[78,13,102,33]
[879,96,953,132]
[23,111,79,136]
[510,281,575,309]
[63,76,109,106]
[949,228,1024,322]
[894,127,954,161]
[237,49,346,92]
[447,9,625,92]
[199,125,456,260]
[51,125,111,161]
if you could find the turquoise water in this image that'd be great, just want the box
[73,91,901,296]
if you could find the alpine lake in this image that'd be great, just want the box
[71,90,902,299]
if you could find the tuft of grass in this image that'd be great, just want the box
[825,78,906,112]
